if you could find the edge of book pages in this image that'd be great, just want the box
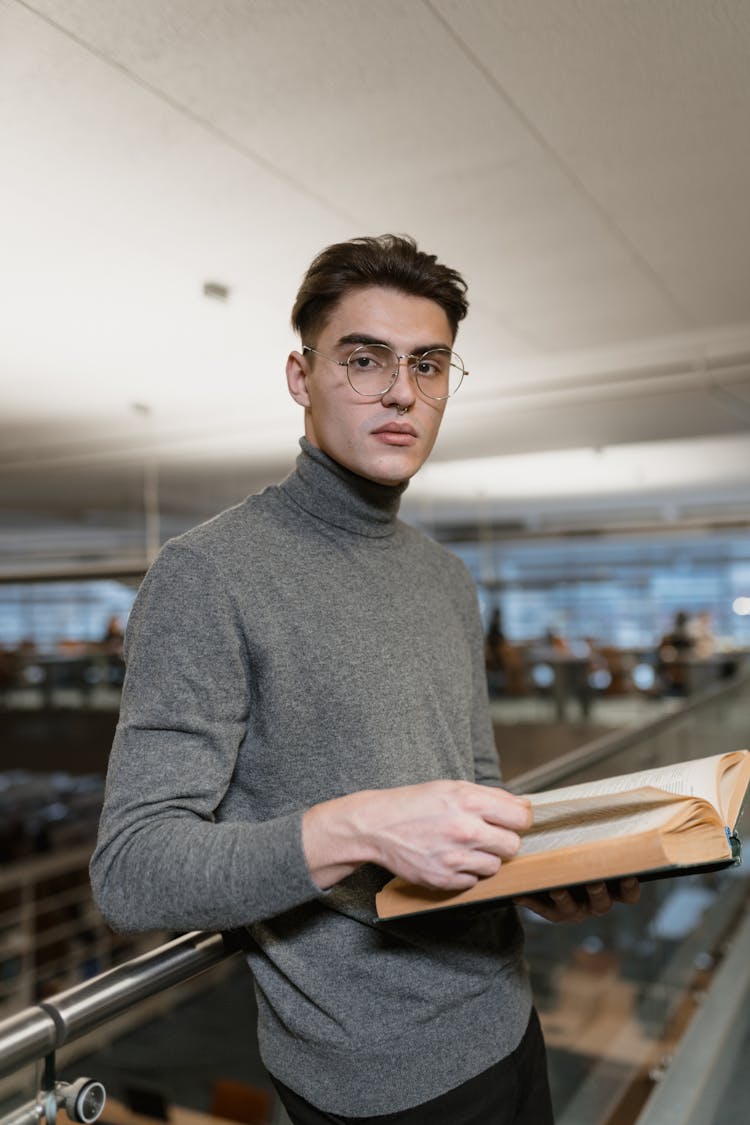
[375,850,742,921]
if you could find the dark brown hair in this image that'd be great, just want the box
[291,234,469,343]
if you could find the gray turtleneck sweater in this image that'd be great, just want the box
[90,439,531,1116]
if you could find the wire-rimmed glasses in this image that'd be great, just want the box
[302,342,468,400]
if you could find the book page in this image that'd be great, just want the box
[530,787,681,829]
[525,753,726,816]
[719,752,750,827]
[520,794,699,857]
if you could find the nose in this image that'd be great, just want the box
[381,356,417,411]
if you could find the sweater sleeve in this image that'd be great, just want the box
[89,541,321,934]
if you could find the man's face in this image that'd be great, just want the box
[286,286,452,486]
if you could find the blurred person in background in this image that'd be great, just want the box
[657,610,695,695]
[101,614,125,685]
[485,606,508,697]
[689,610,715,658]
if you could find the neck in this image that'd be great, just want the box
[278,438,407,538]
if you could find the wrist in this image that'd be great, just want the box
[302,790,380,889]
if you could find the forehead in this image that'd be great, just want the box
[320,286,454,348]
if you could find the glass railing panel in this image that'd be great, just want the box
[517,677,750,1124]
[634,898,750,1125]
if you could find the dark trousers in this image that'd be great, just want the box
[270,1008,554,1125]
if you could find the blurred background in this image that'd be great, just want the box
[2,3,750,1124]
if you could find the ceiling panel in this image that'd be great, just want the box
[435,0,750,328]
[2,0,750,563]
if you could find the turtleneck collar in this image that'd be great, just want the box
[278,438,408,538]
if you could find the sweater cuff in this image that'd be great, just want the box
[240,808,322,920]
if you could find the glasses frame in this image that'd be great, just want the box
[301,343,468,401]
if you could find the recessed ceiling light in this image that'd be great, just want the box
[203,281,231,301]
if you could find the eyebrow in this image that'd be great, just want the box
[335,332,451,354]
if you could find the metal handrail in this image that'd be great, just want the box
[0,930,243,1079]
[507,667,750,794]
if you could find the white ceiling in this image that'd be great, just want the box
[2,0,750,573]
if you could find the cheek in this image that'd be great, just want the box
[422,403,447,440]
[313,396,369,448]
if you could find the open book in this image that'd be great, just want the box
[375,750,750,920]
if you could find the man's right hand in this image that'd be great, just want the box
[302,781,532,892]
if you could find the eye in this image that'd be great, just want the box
[348,346,391,371]
[413,350,452,379]
[352,353,378,370]
[415,357,440,378]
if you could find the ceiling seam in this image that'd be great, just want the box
[463,355,750,403]
[12,0,361,228]
[422,0,695,333]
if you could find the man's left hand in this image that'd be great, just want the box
[514,877,641,923]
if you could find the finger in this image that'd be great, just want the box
[437,870,481,891]
[444,848,503,880]
[548,888,580,918]
[585,882,613,916]
[441,832,521,878]
[470,823,523,860]
[447,813,524,861]
[514,894,585,924]
[478,791,533,831]
[513,895,560,922]
[618,877,641,904]
[455,783,531,824]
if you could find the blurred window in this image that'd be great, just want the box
[0,580,136,652]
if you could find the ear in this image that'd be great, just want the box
[286,350,312,408]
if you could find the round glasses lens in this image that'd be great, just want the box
[346,344,398,396]
[412,349,465,399]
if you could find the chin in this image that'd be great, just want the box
[368,458,420,487]
[334,444,425,486]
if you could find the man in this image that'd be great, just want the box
[91,235,637,1124]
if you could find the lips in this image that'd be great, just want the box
[372,422,418,438]
[371,421,418,447]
